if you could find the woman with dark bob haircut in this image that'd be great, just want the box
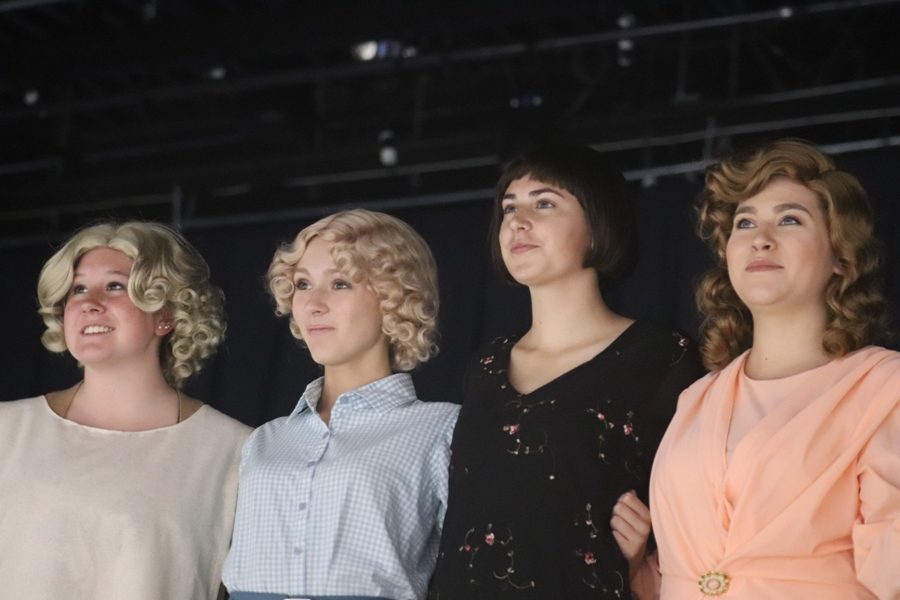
[620,139,900,599]
[430,145,704,600]
[0,221,250,600]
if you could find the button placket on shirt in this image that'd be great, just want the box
[292,414,332,563]
[291,390,364,589]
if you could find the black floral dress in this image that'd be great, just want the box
[429,320,704,600]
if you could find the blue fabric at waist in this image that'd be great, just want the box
[228,593,392,600]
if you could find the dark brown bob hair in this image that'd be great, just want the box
[489,145,637,289]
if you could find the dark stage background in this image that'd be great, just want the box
[2,147,898,426]
[3,1,900,424]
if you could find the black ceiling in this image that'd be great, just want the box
[2,0,899,244]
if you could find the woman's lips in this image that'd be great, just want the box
[510,243,538,254]
[746,259,782,272]
[305,326,335,335]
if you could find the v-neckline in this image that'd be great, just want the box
[499,321,640,398]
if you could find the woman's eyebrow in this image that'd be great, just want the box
[72,269,130,278]
[773,202,813,215]
[528,187,564,197]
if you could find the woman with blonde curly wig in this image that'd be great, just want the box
[0,221,250,600]
[619,139,900,599]
[223,209,459,600]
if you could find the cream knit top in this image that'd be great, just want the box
[0,395,250,600]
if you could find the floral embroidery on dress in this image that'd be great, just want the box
[499,396,559,479]
[573,503,600,542]
[586,402,615,463]
[479,339,561,480]
[586,403,641,461]
[670,331,690,365]
[574,503,626,596]
[458,523,536,591]
[435,324,698,599]
[480,336,515,377]
[502,420,557,479]
[588,401,647,481]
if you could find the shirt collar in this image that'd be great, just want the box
[289,373,417,418]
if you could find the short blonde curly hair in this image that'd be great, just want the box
[268,209,439,372]
[696,139,887,371]
[37,221,226,387]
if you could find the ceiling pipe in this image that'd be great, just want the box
[2,0,898,121]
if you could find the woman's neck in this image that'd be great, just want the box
[69,363,177,430]
[746,306,831,379]
[522,269,631,352]
[319,356,392,422]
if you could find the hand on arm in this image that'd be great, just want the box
[612,491,662,599]
[611,490,651,576]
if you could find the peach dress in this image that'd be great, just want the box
[641,346,900,599]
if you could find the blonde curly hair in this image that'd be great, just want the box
[37,221,226,387]
[268,209,439,372]
[696,139,887,371]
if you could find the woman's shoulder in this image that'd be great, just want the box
[0,395,46,416]
[413,398,461,414]
[617,319,695,354]
[613,320,706,380]
[189,402,252,439]
[790,345,900,390]
[405,398,461,430]
[467,334,519,373]
[848,345,900,369]
[476,334,519,360]
[837,346,900,402]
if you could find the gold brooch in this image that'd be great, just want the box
[699,571,730,596]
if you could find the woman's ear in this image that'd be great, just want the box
[155,309,174,337]
[833,256,848,277]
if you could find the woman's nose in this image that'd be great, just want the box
[305,289,328,315]
[79,293,104,312]
[507,211,531,231]
[751,225,775,251]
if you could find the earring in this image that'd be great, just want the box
[158,322,172,331]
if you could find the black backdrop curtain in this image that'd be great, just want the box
[2,148,898,426]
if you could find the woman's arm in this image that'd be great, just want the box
[611,491,660,600]
[853,403,900,600]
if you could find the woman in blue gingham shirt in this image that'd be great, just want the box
[223,210,459,600]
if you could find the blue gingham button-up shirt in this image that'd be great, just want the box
[222,373,459,599]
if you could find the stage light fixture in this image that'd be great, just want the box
[378,129,398,166]
[353,41,379,61]
[509,94,543,109]
[351,40,415,62]
[616,13,636,68]
[618,13,636,29]
[23,89,39,106]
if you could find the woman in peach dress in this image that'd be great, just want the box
[615,139,899,599]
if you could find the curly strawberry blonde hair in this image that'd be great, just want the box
[267,209,439,372]
[696,139,887,371]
